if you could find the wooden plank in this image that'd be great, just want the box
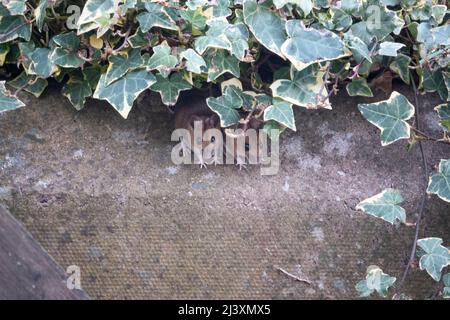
[0,205,89,300]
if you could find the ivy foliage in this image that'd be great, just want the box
[0,0,449,299]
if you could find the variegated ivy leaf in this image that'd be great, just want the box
[62,74,92,111]
[50,48,84,68]
[281,20,347,71]
[389,54,411,85]
[136,2,178,33]
[417,238,450,282]
[346,78,373,97]
[93,69,156,119]
[180,49,207,74]
[0,15,32,44]
[355,266,396,298]
[443,273,450,299]
[358,91,415,146]
[3,0,26,15]
[211,0,232,18]
[186,0,208,10]
[0,44,9,66]
[150,73,192,106]
[28,48,56,78]
[77,0,117,33]
[378,42,405,57]
[145,42,178,78]
[434,104,450,131]
[356,189,406,224]
[427,159,450,203]
[422,69,448,102]
[205,50,240,82]
[8,72,48,98]
[104,48,144,86]
[179,8,207,30]
[0,81,25,112]
[243,0,287,57]
[35,0,49,32]
[273,0,313,15]
[343,33,372,63]
[264,99,296,131]
[194,19,232,54]
[270,64,327,109]
[206,87,242,127]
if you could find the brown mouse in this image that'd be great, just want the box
[174,93,221,167]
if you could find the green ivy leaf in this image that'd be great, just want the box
[389,54,411,85]
[443,273,450,299]
[4,0,26,16]
[343,33,372,63]
[356,189,406,224]
[0,15,32,44]
[270,64,327,109]
[50,48,84,68]
[136,3,178,33]
[28,48,56,78]
[0,81,25,112]
[417,238,450,282]
[8,72,48,98]
[281,20,347,71]
[77,0,116,32]
[180,48,207,73]
[264,98,296,131]
[104,48,144,86]
[426,159,450,203]
[150,73,192,106]
[378,41,405,57]
[205,49,240,82]
[145,42,178,78]
[434,104,450,131]
[243,0,286,57]
[93,69,156,119]
[206,87,242,127]
[423,69,448,101]
[194,19,232,54]
[62,74,92,111]
[356,266,396,298]
[35,0,49,32]
[346,78,373,97]
[358,91,415,146]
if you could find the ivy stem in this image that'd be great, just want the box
[395,72,429,296]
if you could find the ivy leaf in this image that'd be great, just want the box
[145,41,178,78]
[4,0,26,16]
[62,74,92,111]
[77,0,116,31]
[0,15,32,44]
[356,189,406,224]
[34,0,49,32]
[344,33,372,63]
[93,69,156,119]
[8,72,48,98]
[346,78,373,97]
[205,50,240,82]
[356,266,396,298]
[28,48,56,78]
[417,238,450,282]
[281,20,347,71]
[180,48,207,73]
[243,0,286,57]
[426,159,450,203]
[264,98,296,131]
[378,42,405,57]
[434,104,450,131]
[423,69,448,101]
[273,0,313,15]
[194,19,232,55]
[389,54,411,85]
[104,48,144,86]
[50,48,84,68]
[270,64,327,109]
[179,8,207,30]
[136,3,178,33]
[358,91,415,146]
[0,81,25,112]
[443,273,450,299]
[51,31,80,49]
[206,87,242,127]
[150,73,192,106]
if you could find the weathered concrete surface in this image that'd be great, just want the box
[0,84,449,299]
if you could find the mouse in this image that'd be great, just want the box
[174,93,221,168]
